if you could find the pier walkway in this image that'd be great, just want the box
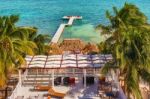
[51,16,82,44]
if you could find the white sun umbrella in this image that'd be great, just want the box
[91,54,100,60]
[34,55,47,58]
[67,54,76,57]
[48,55,62,58]
[28,60,45,68]
[63,55,76,60]
[48,55,62,61]
[62,60,76,64]
[25,57,33,65]
[26,55,33,58]
[25,57,33,61]
[30,61,46,65]
[93,60,106,64]
[47,57,61,61]
[99,55,106,60]
[78,60,92,64]
[93,63,105,68]
[61,59,77,68]
[61,63,77,68]
[78,54,87,59]
[45,64,61,68]
[29,64,45,68]
[46,61,61,68]
[78,63,92,68]
[32,57,47,61]
[78,55,91,60]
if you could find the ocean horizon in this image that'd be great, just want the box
[0,0,150,43]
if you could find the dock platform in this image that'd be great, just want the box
[51,16,82,44]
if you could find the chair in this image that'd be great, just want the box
[63,77,70,86]
[54,77,61,85]
[48,88,66,98]
[83,76,94,85]
[69,78,75,85]
[33,85,51,91]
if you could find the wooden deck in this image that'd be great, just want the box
[51,16,82,44]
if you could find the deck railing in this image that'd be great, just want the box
[8,82,21,99]
[8,70,28,99]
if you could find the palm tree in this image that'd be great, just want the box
[0,15,37,87]
[97,3,150,99]
[28,31,51,55]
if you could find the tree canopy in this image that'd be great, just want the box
[97,3,150,99]
[0,15,51,87]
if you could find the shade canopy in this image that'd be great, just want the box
[24,54,113,69]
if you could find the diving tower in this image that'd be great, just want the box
[51,16,82,44]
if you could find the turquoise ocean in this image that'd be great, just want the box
[0,0,150,43]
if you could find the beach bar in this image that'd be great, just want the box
[9,54,127,99]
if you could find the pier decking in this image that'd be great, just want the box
[51,16,82,44]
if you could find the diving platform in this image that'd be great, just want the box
[51,16,82,44]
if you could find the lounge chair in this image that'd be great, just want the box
[48,88,66,98]
[47,96,51,99]
[33,85,51,91]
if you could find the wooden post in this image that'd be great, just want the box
[52,69,54,88]
[93,68,96,77]
[4,86,8,99]
[19,69,22,87]
[83,69,86,88]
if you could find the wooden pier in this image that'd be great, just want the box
[51,16,82,44]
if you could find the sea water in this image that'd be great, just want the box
[0,0,150,43]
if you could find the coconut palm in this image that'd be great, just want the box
[97,3,150,99]
[0,15,37,87]
[28,31,51,55]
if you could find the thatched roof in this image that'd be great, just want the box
[59,39,85,53]
[49,39,99,54]
[49,43,63,55]
[82,43,99,54]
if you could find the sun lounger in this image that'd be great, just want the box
[33,85,51,91]
[48,88,66,98]
[47,96,51,99]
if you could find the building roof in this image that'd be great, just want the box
[23,54,113,69]
[59,39,85,52]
